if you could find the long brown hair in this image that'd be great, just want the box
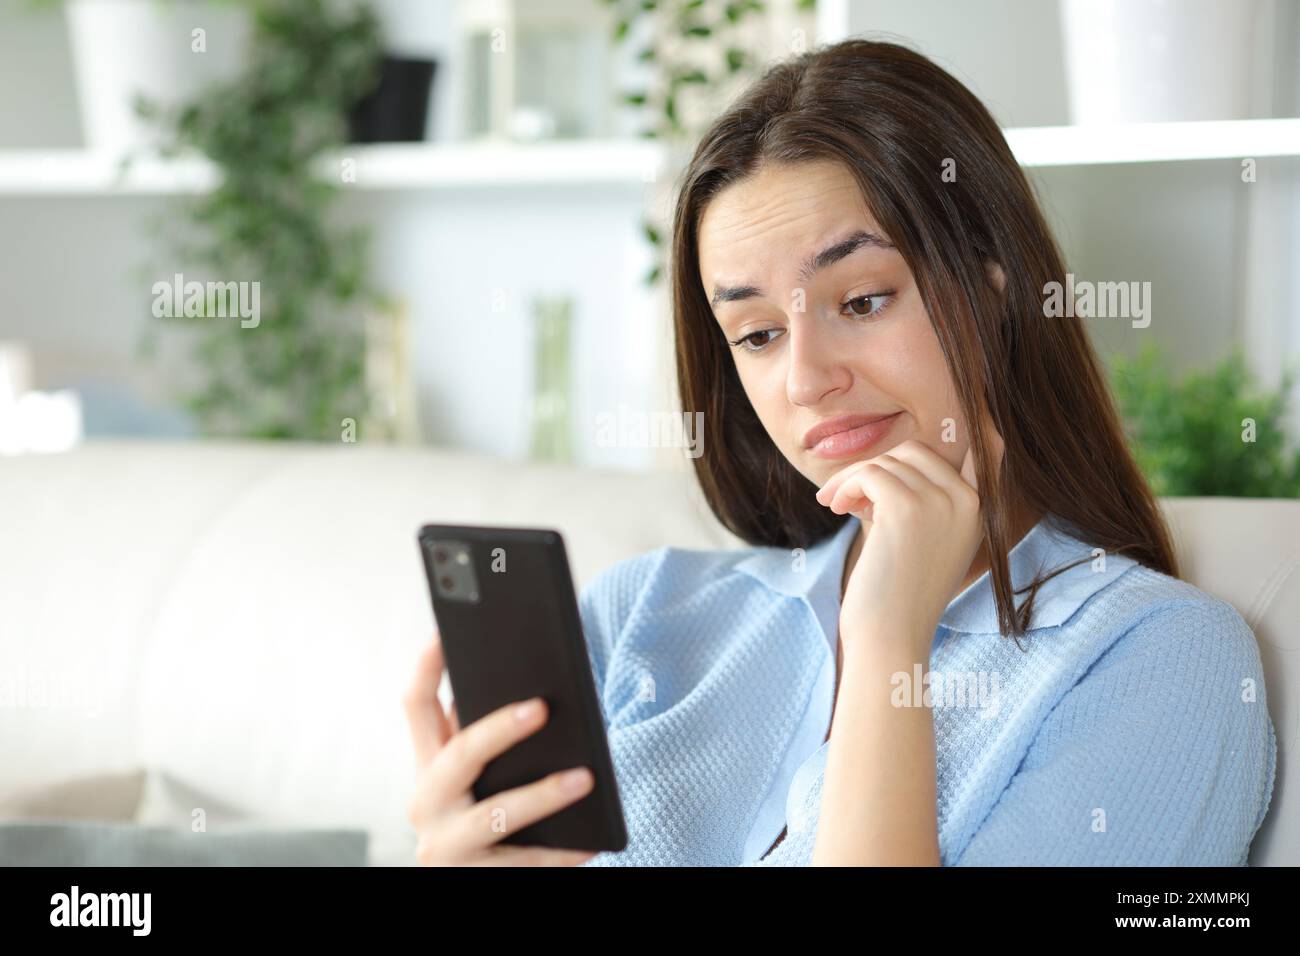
[670,37,1178,637]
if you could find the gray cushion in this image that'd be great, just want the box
[0,821,368,866]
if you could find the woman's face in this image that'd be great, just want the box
[697,158,990,488]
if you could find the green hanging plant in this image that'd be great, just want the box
[138,0,392,440]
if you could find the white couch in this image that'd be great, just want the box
[0,440,1294,865]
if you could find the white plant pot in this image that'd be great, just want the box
[1059,0,1259,124]
[66,0,250,152]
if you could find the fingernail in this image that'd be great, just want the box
[515,699,541,722]
[562,768,592,793]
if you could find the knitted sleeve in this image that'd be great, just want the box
[953,597,1277,866]
[576,549,665,726]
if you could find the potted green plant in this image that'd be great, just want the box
[1111,344,1300,497]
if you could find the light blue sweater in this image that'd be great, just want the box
[577,512,1277,866]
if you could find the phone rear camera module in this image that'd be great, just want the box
[428,540,480,604]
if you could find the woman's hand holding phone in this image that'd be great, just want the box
[403,630,599,866]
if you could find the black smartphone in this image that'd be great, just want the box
[416,524,627,853]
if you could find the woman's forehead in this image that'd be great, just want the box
[701,162,867,233]
[698,161,884,274]
[699,203,894,306]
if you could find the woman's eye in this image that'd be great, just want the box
[729,328,785,353]
[842,291,894,318]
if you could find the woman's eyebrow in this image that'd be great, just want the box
[709,229,894,308]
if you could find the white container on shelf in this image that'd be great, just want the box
[1059,0,1260,124]
[65,0,249,152]
[457,0,615,141]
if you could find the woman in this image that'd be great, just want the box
[404,38,1277,866]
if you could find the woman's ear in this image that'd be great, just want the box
[984,260,1006,295]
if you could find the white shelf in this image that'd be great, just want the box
[0,150,217,195]
[0,140,668,196]
[0,119,1297,195]
[345,140,665,188]
[1005,118,1300,167]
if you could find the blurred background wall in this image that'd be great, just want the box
[0,0,1297,481]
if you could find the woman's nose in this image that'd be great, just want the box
[785,317,851,407]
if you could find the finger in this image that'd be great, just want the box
[827,461,909,517]
[408,698,552,830]
[815,458,873,506]
[449,701,460,736]
[477,846,599,867]
[424,696,551,808]
[404,635,452,770]
[824,470,869,515]
[445,765,595,856]
[864,453,934,496]
[884,439,979,502]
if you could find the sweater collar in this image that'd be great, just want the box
[734,513,1137,635]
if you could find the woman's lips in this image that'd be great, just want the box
[805,411,903,459]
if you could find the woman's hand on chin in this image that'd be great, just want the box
[815,432,1001,654]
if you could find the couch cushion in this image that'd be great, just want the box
[0,769,145,822]
[0,821,367,866]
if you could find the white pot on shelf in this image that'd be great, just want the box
[1059,0,1260,124]
[65,0,250,152]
